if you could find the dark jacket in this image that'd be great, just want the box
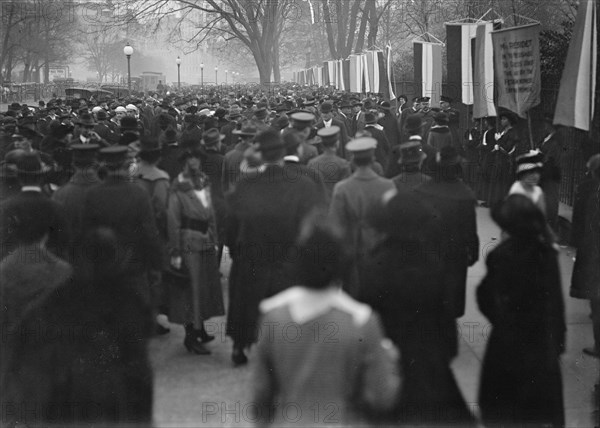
[416,172,479,319]
[81,174,162,275]
[315,118,350,159]
[363,125,391,167]
[225,164,321,346]
[477,238,565,428]
[1,268,153,427]
[378,112,401,148]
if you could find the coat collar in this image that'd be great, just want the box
[352,166,380,180]
[260,285,371,326]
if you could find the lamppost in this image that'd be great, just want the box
[215,66,218,85]
[123,43,133,95]
[200,63,204,88]
[176,56,181,91]
[225,69,228,84]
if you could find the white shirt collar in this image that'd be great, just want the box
[324,118,332,128]
[284,155,300,163]
[22,186,42,192]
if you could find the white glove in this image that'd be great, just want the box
[493,144,500,151]
[170,256,182,270]
[494,132,502,141]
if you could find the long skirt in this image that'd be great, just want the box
[167,248,225,325]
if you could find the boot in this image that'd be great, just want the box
[184,324,210,355]
[231,344,248,366]
[198,324,215,343]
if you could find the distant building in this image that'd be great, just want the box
[140,71,166,92]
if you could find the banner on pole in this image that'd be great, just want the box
[491,23,541,118]
[554,0,597,131]
[414,41,443,106]
[473,22,498,118]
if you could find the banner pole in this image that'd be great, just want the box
[527,111,535,150]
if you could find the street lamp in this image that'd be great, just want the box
[225,69,228,84]
[123,43,133,95]
[176,56,181,90]
[200,63,204,88]
[215,66,218,85]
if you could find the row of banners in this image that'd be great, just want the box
[292,47,396,102]
[293,0,596,131]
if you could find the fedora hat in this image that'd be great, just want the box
[233,122,259,137]
[139,137,162,154]
[16,151,50,175]
[378,101,393,111]
[203,128,225,147]
[77,113,97,127]
[405,115,424,132]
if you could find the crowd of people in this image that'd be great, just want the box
[0,85,598,427]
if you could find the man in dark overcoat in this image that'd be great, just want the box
[363,112,391,167]
[225,128,321,365]
[315,102,349,159]
[51,144,101,258]
[377,101,401,148]
[416,146,479,356]
[81,146,162,308]
[537,115,563,231]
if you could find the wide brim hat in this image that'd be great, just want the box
[76,114,97,126]
[139,138,161,154]
[253,108,268,121]
[203,128,225,147]
[15,151,51,175]
[233,123,259,136]
[255,129,284,152]
[516,150,544,175]
[378,101,393,111]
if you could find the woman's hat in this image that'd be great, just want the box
[405,115,424,132]
[516,150,544,175]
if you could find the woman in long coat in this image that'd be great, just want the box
[487,112,521,207]
[167,151,225,355]
[477,194,565,427]
[361,188,475,426]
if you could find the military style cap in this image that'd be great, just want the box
[99,145,128,164]
[346,137,377,153]
[317,126,340,145]
[290,112,315,123]
[71,143,99,162]
[440,95,453,103]
[417,96,430,103]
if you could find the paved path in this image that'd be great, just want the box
[149,206,599,427]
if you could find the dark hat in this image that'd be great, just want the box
[203,128,225,147]
[398,136,425,164]
[96,110,108,121]
[433,112,449,125]
[214,107,228,118]
[253,108,268,121]
[139,137,161,154]
[184,114,199,124]
[71,143,99,163]
[120,116,138,131]
[77,113,96,126]
[317,126,340,145]
[516,150,544,175]
[320,102,333,113]
[438,145,461,166]
[440,95,453,103]
[364,112,377,124]
[363,99,374,110]
[346,137,377,157]
[417,96,431,103]
[378,101,393,111]
[160,127,178,145]
[9,102,21,111]
[3,149,27,178]
[340,102,353,109]
[255,128,284,152]
[499,110,518,125]
[99,145,128,165]
[16,151,48,175]
[185,105,199,114]
[303,96,316,106]
[17,116,37,130]
[228,112,243,120]
[290,112,315,129]
[233,122,259,137]
[1,116,17,125]
[274,115,290,130]
[119,131,139,146]
[405,115,424,133]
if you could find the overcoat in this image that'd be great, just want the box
[167,176,224,323]
[487,127,519,207]
[570,177,600,299]
[416,174,479,320]
[477,238,565,428]
[225,164,321,347]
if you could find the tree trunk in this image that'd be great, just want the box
[365,0,377,48]
[344,0,362,55]
[322,0,338,58]
[272,44,281,83]
[354,3,369,53]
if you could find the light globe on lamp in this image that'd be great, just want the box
[176,56,181,90]
[123,43,134,94]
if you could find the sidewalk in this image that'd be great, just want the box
[148,206,599,427]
